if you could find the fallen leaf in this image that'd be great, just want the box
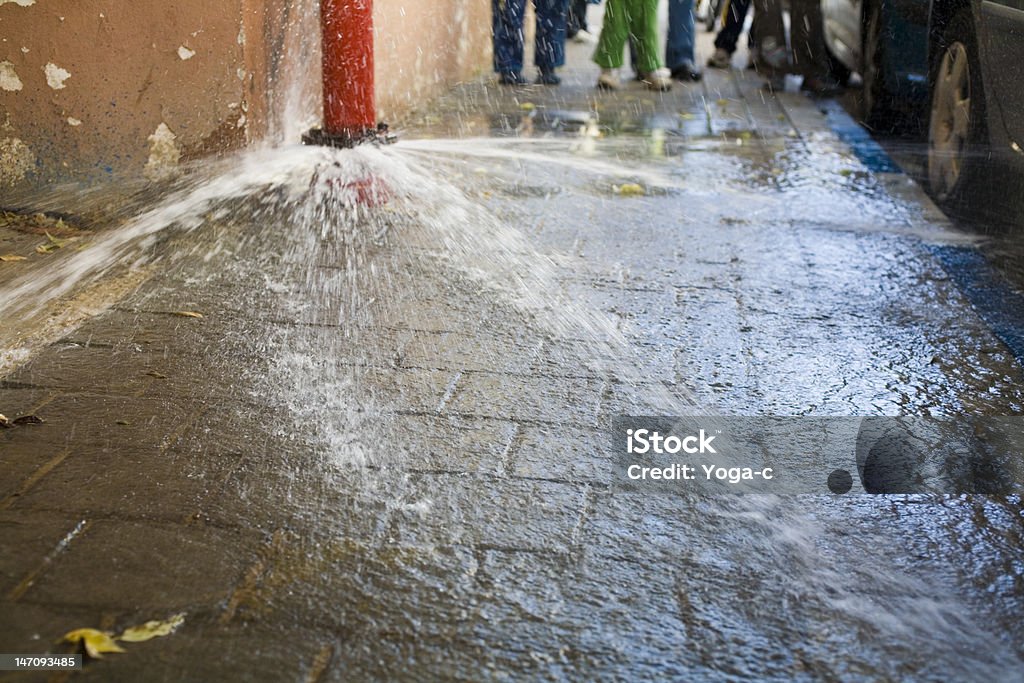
[115,420,130,426]
[12,415,43,425]
[0,254,27,262]
[62,628,125,659]
[716,98,729,107]
[0,414,10,428]
[119,613,185,642]
[679,112,696,120]
[36,231,76,254]
[172,311,204,318]
[616,183,645,197]
[145,371,168,379]
[519,102,535,111]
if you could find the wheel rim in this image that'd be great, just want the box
[928,42,971,201]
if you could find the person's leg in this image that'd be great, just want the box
[713,0,751,53]
[593,0,631,69]
[666,0,701,79]
[629,0,662,75]
[749,0,788,80]
[789,0,831,79]
[568,0,588,35]
[534,0,569,82]
[493,0,527,81]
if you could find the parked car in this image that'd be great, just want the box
[821,0,1024,208]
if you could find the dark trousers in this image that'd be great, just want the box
[493,0,569,75]
[713,0,751,54]
[568,0,589,35]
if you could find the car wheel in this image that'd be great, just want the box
[927,10,986,207]
[860,1,898,130]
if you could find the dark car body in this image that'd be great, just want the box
[821,0,1024,175]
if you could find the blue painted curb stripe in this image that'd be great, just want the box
[927,244,1024,364]
[820,100,1024,365]
[820,100,902,174]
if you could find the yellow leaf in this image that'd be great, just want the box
[119,613,185,643]
[0,254,27,262]
[172,311,204,318]
[519,102,535,111]
[616,183,645,196]
[62,628,126,659]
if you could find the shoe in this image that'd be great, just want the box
[498,71,527,86]
[597,68,620,90]
[641,68,672,91]
[707,48,732,69]
[572,29,597,44]
[536,69,561,85]
[800,75,842,97]
[670,60,703,82]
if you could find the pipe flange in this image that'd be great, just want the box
[302,123,396,148]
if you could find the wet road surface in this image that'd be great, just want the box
[2,29,1024,683]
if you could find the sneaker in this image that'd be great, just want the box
[597,68,620,90]
[670,60,703,82]
[572,29,597,44]
[707,48,732,69]
[641,68,672,91]
[498,71,527,86]
[536,69,561,85]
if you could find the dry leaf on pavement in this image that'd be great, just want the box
[62,628,126,659]
[172,311,204,318]
[119,613,186,642]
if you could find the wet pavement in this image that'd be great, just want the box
[2,24,1024,683]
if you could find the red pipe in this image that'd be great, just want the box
[320,0,375,141]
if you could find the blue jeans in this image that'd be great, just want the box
[493,0,569,74]
[666,0,696,68]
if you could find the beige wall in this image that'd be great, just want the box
[0,0,491,194]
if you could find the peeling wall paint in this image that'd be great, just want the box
[0,137,35,186]
[144,122,180,180]
[0,0,491,192]
[0,61,23,91]
[44,63,71,89]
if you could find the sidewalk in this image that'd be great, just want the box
[2,18,1024,683]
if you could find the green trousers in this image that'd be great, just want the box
[592,0,661,73]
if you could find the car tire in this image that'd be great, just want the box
[927,10,987,208]
[860,0,899,131]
